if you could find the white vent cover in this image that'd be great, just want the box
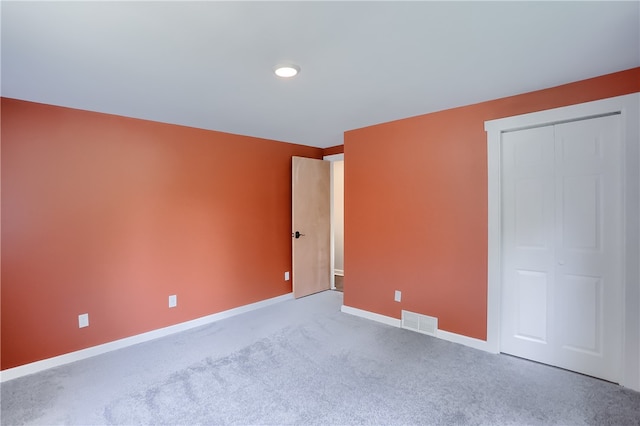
[402,310,438,337]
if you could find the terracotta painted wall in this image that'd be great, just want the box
[1,98,322,370]
[344,67,640,340]
[322,145,344,157]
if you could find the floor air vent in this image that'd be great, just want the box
[402,310,438,337]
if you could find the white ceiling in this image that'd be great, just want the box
[2,1,639,148]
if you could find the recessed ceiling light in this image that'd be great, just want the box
[274,64,300,78]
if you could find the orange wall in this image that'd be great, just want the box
[322,145,344,156]
[1,99,322,370]
[344,67,640,340]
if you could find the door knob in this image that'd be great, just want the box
[292,231,305,239]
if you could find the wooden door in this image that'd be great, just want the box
[501,115,623,382]
[292,156,331,298]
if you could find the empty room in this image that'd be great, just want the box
[2,1,640,424]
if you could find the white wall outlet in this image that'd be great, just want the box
[394,290,402,302]
[78,313,89,328]
[169,295,177,308]
[284,271,290,281]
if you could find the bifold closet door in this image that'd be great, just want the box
[501,115,622,383]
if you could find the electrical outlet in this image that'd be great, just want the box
[284,271,290,281]
[394,290,402,302]
[78,313,89,328]
[169,295,177,308]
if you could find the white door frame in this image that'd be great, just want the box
[324,153,345,290]
[484,93,640,391]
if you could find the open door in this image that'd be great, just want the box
[292,156,331,298]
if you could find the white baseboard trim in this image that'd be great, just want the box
[436,329,496,353]
[334,269,344,276]
[0,292,294,383]
[340,305,496,354]
[341,305,402,327]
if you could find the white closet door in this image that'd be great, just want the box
[501,115,622,383]
[501,125,557,364]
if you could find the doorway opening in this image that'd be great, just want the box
[325,153,344,292]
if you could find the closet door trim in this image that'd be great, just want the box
[485,92,640,391]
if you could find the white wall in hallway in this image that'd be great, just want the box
[333,160,344,274]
